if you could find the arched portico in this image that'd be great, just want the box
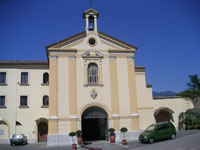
[35,118,48,142]
[154,107,174,123]
[81,106,108,141]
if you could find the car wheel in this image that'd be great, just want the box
[10,142,13,146]
[149,138,154,144]
[171,134,176,140]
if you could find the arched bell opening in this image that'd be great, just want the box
[81,106,108,141]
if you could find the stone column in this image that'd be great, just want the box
[94,15,98,32]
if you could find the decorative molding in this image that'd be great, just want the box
[41,83,49,86]
[84,84,103,87]
[131,113,139,117]
[127,56,134,60]
[19,83,30,86]
[69,115,78,119]
[48,116,58,120]
[50,56,58,59]
[112,114,120,118]
[19,106,29,108]
[90,89,97,99]
[69,56,76,59]
[137,107,154,110]
[109,56,116,59]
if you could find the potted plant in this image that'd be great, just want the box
[108,128,116,143]
[120,127,128,145]
[76,130,83,145]
[69,131,77,149]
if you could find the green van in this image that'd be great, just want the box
[139,122,176,143]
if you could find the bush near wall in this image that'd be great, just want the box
[179,108,200,130]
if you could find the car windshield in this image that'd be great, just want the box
[12,134,23,139]
[145,125,156,132]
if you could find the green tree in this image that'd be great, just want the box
[177,74,200,106]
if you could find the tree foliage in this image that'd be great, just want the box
[177,74,200,103]
[178,108,200,130]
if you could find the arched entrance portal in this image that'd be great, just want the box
[36,118,48,142]
[82,106,108,141]
[154,107,174,123]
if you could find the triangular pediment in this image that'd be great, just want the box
[46,31,137,53]
[83,8,99,18]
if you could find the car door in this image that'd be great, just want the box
[157,123,171,139]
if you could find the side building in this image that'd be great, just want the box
[0,61,49,143]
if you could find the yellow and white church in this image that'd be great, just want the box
[0,8,193,145]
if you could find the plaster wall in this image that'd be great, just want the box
[117,58,130,115]
[57,57,69,118]
[135,72,153,108]
[153,98,193,128]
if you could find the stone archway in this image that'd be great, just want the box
[81,106,108,141]
[154,107,174,123]
[36,118,48,142]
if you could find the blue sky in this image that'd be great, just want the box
[0,0,200,93]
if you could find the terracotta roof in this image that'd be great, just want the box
[0,61,48,65]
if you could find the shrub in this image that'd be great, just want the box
[179,108,200,130]
[120,127,128,139]
[76,130,82,137]
[108,128,115,136]
[69,132,76,143]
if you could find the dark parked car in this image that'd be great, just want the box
[10,134,28,146]
[139,122,176,143]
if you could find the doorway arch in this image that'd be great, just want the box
[36,118,48,142]
[154,107,174,123]
[81,106,108,141]
[0,119,10,139]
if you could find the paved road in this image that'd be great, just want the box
[129,131,200,150]
[0,130,200,150]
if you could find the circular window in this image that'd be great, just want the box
[89,38,96,46]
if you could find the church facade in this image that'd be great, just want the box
[0,9,193,145]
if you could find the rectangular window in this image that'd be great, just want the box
[0,96,5,107]
[88,63,98,84]
[20,96,27,106]
[21,72,28,84]
[0,72,6,84]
